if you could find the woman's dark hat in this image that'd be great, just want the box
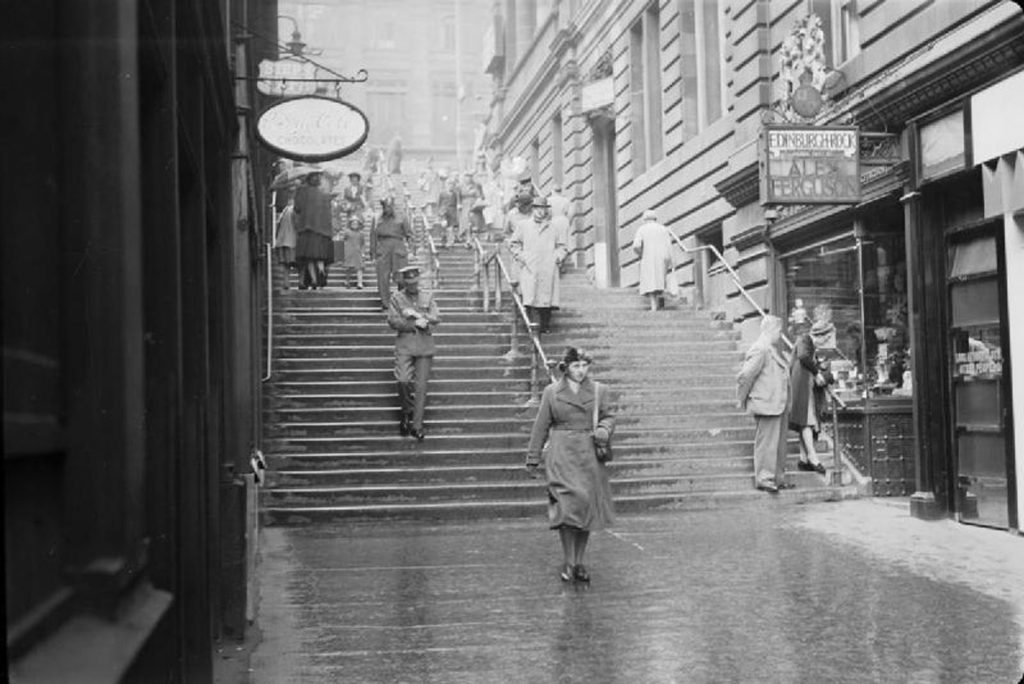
[558,346,593,371]
[348,171,362,180]
[532,196,551,209]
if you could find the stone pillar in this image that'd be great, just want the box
[516,0,536,61]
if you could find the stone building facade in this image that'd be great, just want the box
[484,0,1024,529]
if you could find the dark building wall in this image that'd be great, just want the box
[4,0,275,680]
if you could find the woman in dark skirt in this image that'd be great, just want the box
[293,171,335,289]
[525,347,615,583]
[789,322,829,474]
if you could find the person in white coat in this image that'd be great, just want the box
[510,196,568,334]
[632,209,678,311]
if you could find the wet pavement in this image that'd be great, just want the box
[247,500,1024,683]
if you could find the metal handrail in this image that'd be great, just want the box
[410,204,441,290]
[668,230,847,485]
[667,231,846,404]
[262,241,273,382]
[471,236,554,401]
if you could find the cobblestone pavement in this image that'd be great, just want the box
[246,499,1024,683]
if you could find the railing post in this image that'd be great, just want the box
[829,397,843,487]
[503,302,520,362]
[494,265,502,310]
[528,344,540,406]
[482,259,491,313]
[262,241,273,382]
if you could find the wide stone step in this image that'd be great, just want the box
[260,470,831,507]
[267,453,803,487]
[264,406,751,432]
[260,485,853,524]
[265,425,757,451]
[275,341,518,358]
[268,403,537,422]
[267,388,531,407]
[273,312,510,325]
[274,331,517,346]
[265,388,739,409]
[262,439,764,469]
[272,354,532,371]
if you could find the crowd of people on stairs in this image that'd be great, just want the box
[269,161,835,586]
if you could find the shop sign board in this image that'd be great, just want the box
[256,95,369,162]
[257,58,319,97]
[760,125,861,205]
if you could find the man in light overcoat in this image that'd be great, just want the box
[736,315,791,493]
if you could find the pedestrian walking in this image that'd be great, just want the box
[386,134,403,174]
[342,171,366,217]
[438,176,461,248]
[459,172,483,246]
[340,215,366,289]
[789,320,832,474]
[293,170,334,290]
[387,265,441,440]
[274,195,297,290]
[548,183,571,220]
[736,315,792,493]
[510,196,567,334]
[631,209,678,311]
[525,346,615,583]
[501,171,536,287]
[371,197,412,310]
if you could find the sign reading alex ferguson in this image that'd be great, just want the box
[760,125,861,205]
[256,95,369,162]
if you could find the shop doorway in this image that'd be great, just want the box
[590,116,619,287]
[947,224,1015,529]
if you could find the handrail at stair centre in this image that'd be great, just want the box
[472,237,555,399]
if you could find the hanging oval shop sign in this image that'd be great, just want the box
[256,95,369,162]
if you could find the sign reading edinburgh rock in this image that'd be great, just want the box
[760,125,860,205]
[256,95,369,162]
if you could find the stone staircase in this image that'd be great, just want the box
[544,271,851,510]
[261,217,852,524]
[262,246,542,524]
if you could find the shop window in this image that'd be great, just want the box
[678,0,725,140]
[783,226,910,402]
[629,3,663,173]
[919,110,965,181]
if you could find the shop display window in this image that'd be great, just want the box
[783,226,910,403]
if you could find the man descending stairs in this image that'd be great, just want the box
[262,245,548,524]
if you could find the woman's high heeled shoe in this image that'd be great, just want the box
[573,564,590,582]
[560,564,574,582]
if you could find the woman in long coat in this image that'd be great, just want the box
[632,209,677,311]
[789,323,829,474]
[525,347,615,583]
[293,171,334,290]
[510,196,568,334]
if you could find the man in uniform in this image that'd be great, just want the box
[387,265,442,440]
[370,197,413,310]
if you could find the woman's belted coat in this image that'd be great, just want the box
[526,377,616,530]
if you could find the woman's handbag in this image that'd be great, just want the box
[592,382,613,463]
